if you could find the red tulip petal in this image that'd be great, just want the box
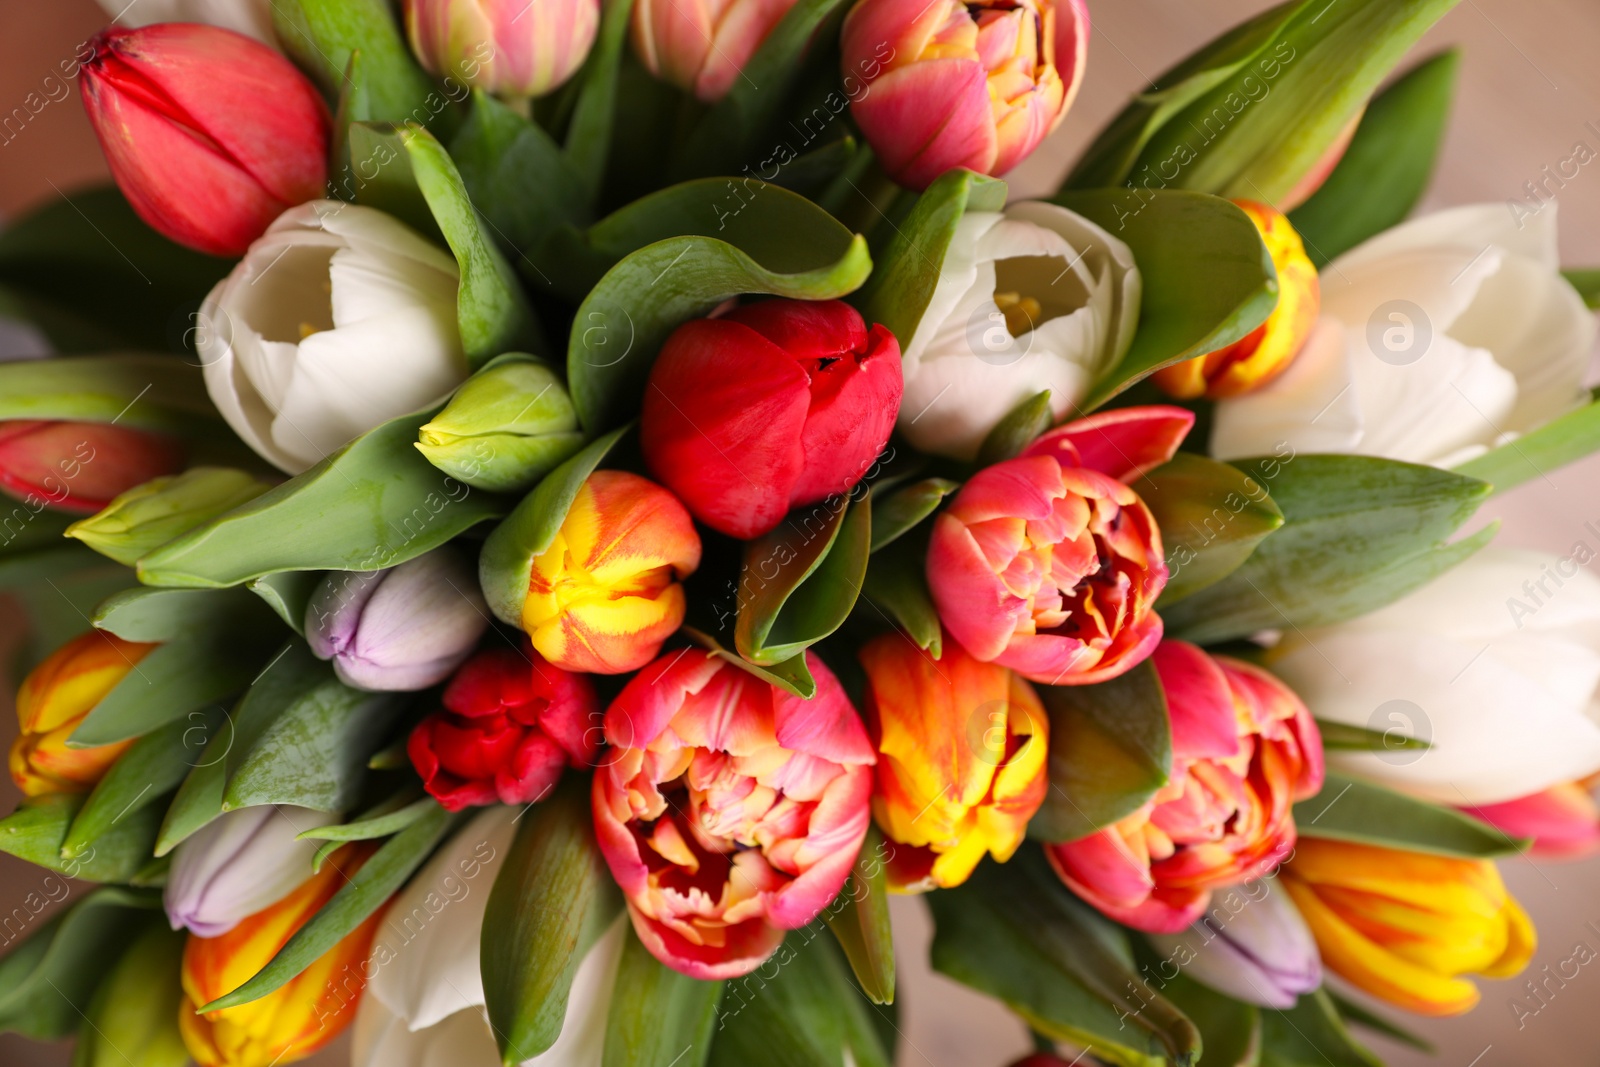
[1024,406,1195,482]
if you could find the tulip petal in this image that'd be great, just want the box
[1023,405,1194,482]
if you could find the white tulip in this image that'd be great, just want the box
[165,804,332,936]
[99,0,277,45]
[1212,204,1595,467]
[897,201,1140,460]
[198,201,468,474]
[1271,547,1600,806]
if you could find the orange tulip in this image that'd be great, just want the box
[1154,200,1319,399]
[8,631,156,796]
[860,631,1048,891]
[1280,838,1535,1016]
[179,844,384,1067]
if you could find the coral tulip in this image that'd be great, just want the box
[8,631,157,797]
[0,420,185,515]
[641,298,902,540]
[592,649,875,979]
[632,0,800,102]
[1462,781,1600,860]
[859,631,1047,890]
[80,24,330,257]
[1281,838,1535,1016]
[927,406,1191,685]
[841,0,1090,189]
[1154,201,1320,399]
[522,470,701,674]
[405,0,600,100]
[1047,641,1324,933]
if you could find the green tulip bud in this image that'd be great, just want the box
[415,353,584,492]
[65,467,271,565]
[73,922,187,1067]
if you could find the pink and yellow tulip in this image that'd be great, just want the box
[632,0,800,102]
[1047,640,1324,932]
[405,0,600,99]
[1463,780,1600,860]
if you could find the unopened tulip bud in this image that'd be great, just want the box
[306,547,490,692]
[80,24,331,257]
[406,0,600,99]
[632,0,801,102]
[66,467,271,565]
[415,356,584,492]
[1147,880,1322,1008]
[78,923,189,1067]
[166,805,334,938]
[0,420,185,515]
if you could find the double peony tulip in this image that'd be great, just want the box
[641,298,902,540]
[841,0,1091,189]
[166,805,333,938]
[927,407,1189,685]
[406,0,600,100]
[9,631,155,797]
[1146,879,1322,1009]
[592,649,875,978]
[1281,838,1535,1016]
[632,0,799,102]
[859,631,1048,890]
[1047,640,1324,933]
[409,644,599,811]
[80,24,329,257]
[0,419,184,515]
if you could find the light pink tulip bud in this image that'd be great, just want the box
[165,805,332,937]
[631,0,802,102]
[405,0,601,99]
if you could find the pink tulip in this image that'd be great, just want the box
[591,649,875,979]
[405,0,601,99]
[926,406,1191,686]
[841,0,1090,190]
[632,0,801,102]
[0,420,185,514]
[1462,781,1600,860]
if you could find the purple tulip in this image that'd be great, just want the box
[165,805,331,936]
[1148,879,1322,1008]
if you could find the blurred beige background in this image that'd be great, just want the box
[1,0,1598,1065]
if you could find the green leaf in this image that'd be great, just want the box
[977,391,1054,465]
[0,548,139,674]
[479,426,629,625]
[683,628,817,700]
[297,794,435,868]
[1290,50,1459,266]
[1296,772,1525,858]
[860,536,941,658]
[1454,398,1600,496]
[1156,970,1260,1067]
[247,571,323,634]
[0,794,162,883]
[1028,660,1171,843]
[1565,268,1600,309]
[869,478,957,552]
[1327,991,1435,1053]
[136,409,511,588]
[823,828,895,1005]
[1142,452,1284,605]
[851,168,1008,351]
[1161,455,1492,644]
[270,0,438,125]
[602,929,724,1067]
[0,353,222,435]
[928,850,1201,1067]
[737,494,871,665]
[1053,191,1278,411]
[1259,989,1382,1067]
[1315,719,1429,752]
[564,0,637,194]
[451,91,589,260]
[73,921,188,1067]
[482,777,623,1064]
[90,586,277,642]
[200,804,457,1011]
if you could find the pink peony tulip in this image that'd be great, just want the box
[841,0,1090,190]
[926,406,1191,686]
[1461,781,1600,860]
[632,0,801,102]
[592,649,875,979]
[405,0,601,99]
[1047,641,1325,933]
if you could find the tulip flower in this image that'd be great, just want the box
[1047,641,1324,933]
[1212,203,1594,466]
[1463,781,1600,860]
[632,0,799,102]
[0,420,185,515]
[8,631,156,797]
[859,631,1048,890]
[521,470,701,674]
[80,24,330,257]
[306,547,490,691]
[66,467,271,565]
[897,201,1140,460]
[641,299,902,540]
[415,356,584,492]
[1280,838,1535,1016]
[841,0,1090,189]
[1146,879,1322,1009]
[179,845,385,1067]
[592,649,875,979]
[196,201,468,475]
[77,924,189,1067]
[95,0,278,46]
[406,0,600,99]
[409,644,600,810]
[927,407,1190,685]
[1154,201,1320,400]
[1270,548,1600,806]
[165,805,333,937]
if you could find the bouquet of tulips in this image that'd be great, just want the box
[4,0,1599,1064]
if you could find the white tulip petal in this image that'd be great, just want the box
[1335,202,1559,273]
[1210,319,1360,460]
[352,1000,501,1067]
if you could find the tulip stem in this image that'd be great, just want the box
[817,146,901,238]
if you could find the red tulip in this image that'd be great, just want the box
[641,299,902,540]
[0,420,184,515]
[408,645,599,811]
[81,24,331,257]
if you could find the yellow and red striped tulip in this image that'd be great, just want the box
[1280,838,1535,1016]
[8,631,156,796]
[860,631,1048,891]
[522,470,701,674]
[1154,201,1320,400]
[179,844,384,1067]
